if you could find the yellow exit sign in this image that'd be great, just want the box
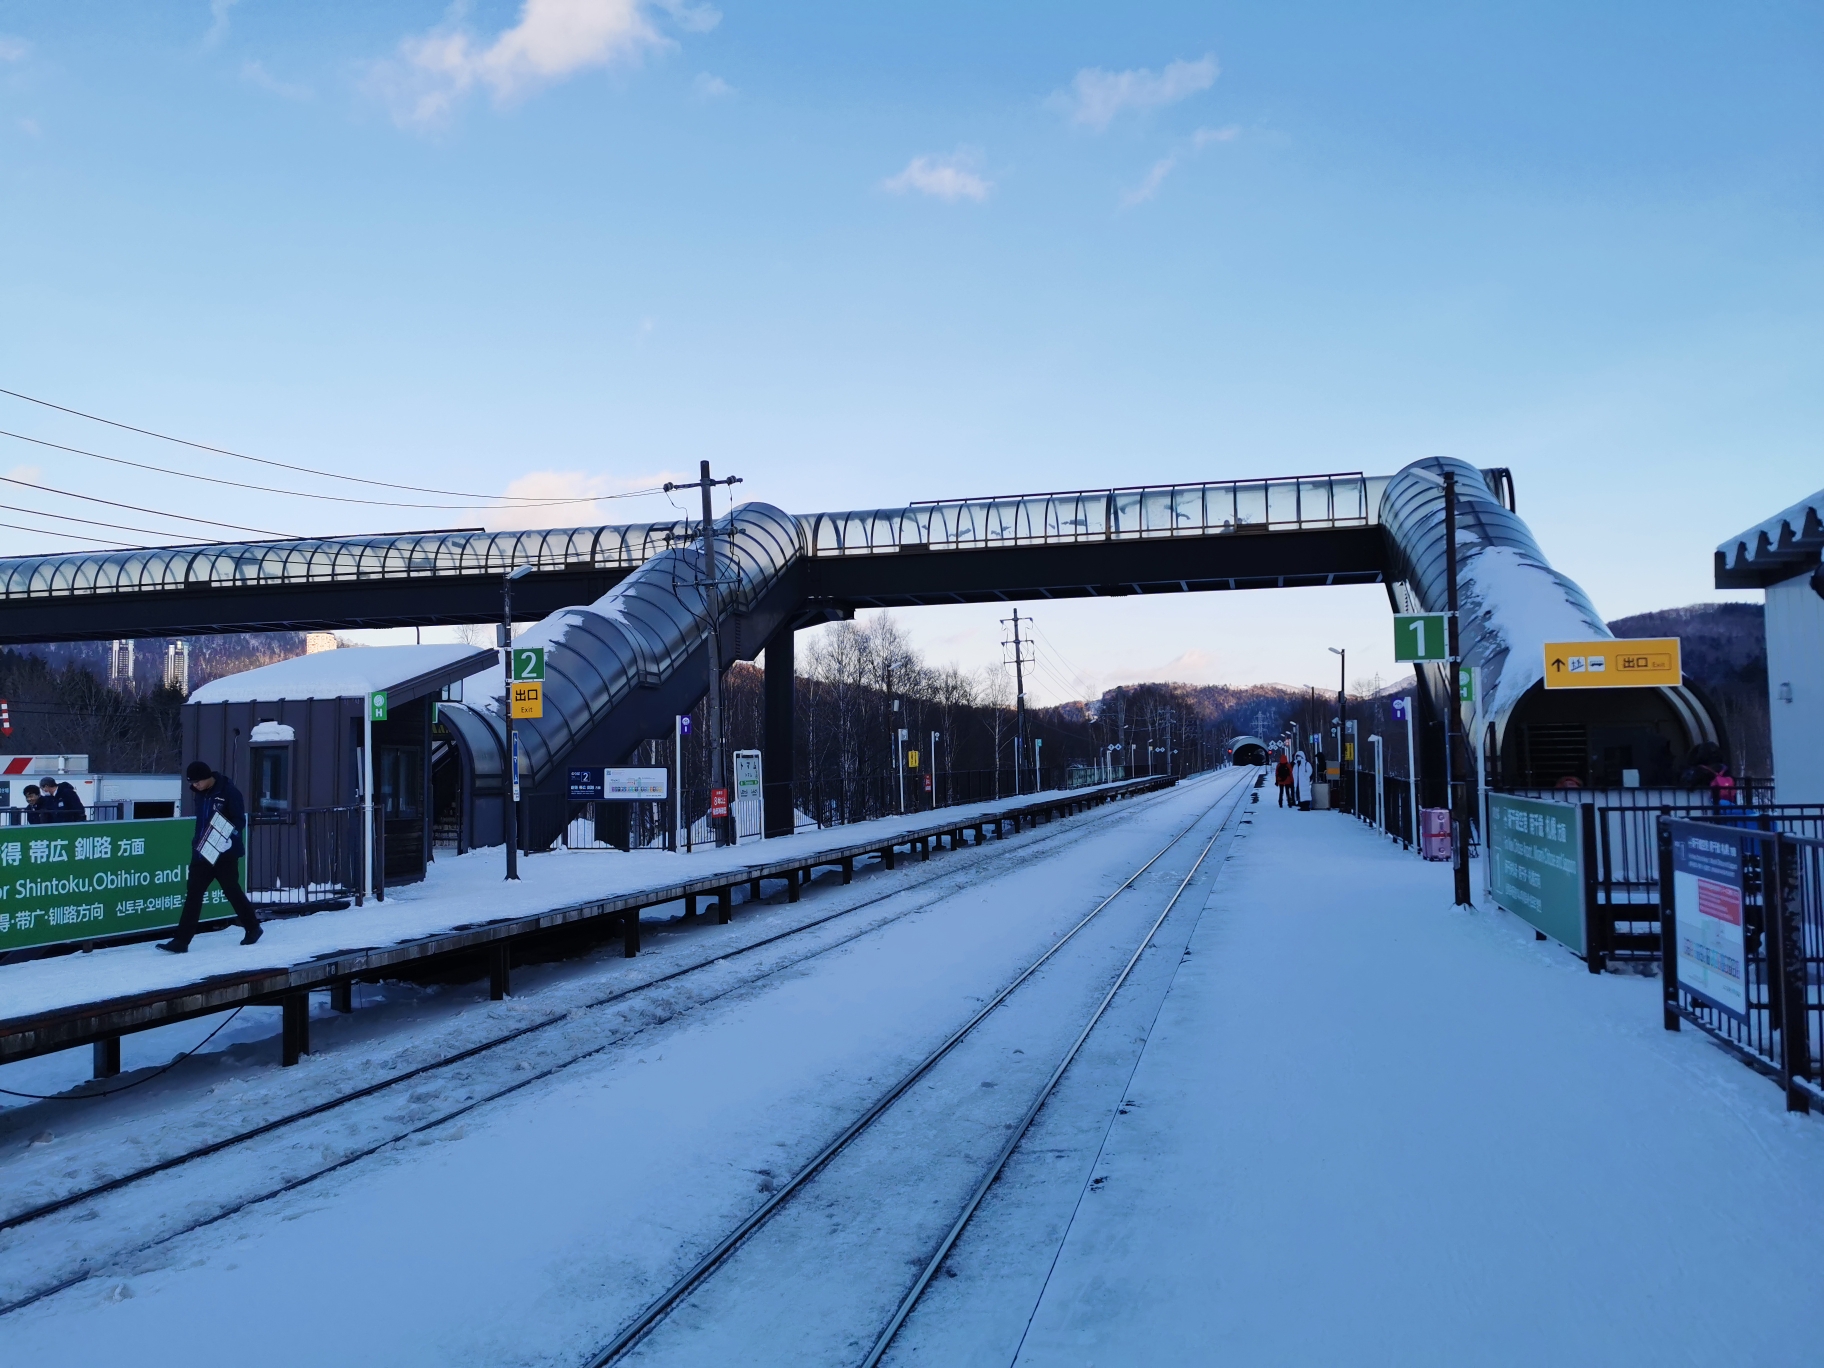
[1543,638,1681,689]
[510,681,544,718]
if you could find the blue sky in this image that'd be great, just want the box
[0,2,1818,699]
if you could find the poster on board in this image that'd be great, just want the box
[1671,826,1747,1018]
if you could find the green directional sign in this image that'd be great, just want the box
[511,647,546,682]
[1459,667,1475,703]
[1393,613,1448,663]
[368,691,388,722]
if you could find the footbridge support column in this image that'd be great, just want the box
[764,627,795,839]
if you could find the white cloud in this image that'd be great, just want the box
[379,0,674,127]
[691,71,734,99]
[882,150,991,203]
[1121,155,1177,207]
[17,117,39,137]
[1193,123,1240,148]
[487,468,684,530]
[205,0,241,49]
[655,0,721,33]
[0,35,31,62]
[1055,55,1217,132]
[242,60,312,100]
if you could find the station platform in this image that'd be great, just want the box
[0,777,1171,1077]
[1005,793,1824,1364]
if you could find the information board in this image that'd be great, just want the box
[1670,823,1746,1018]
[1488,793,1586,952]
[569,768,668,801]
[0,818,242,954]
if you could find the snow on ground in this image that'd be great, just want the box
[0,781,1124,1027]
[0,774,1239,1368]
[946,794,1824,1367]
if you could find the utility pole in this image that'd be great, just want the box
[1002,609,1030,795]
[1444,470,1473,907]
[665,461,743,846]
[501,564,533,880]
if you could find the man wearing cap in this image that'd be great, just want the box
[157,761,263,953]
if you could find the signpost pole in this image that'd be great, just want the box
[501,568,530,881]
[1404,700,1417,849]
[674,714,683,853]
[362,694,375,903]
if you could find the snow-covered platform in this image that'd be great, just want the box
[0,777,1172,1074]
[1007,795,1824,1364]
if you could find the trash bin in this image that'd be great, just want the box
[1312,782,1330,810]
[1420,807,1452,861]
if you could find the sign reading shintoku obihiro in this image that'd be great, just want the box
[0,817,244,954]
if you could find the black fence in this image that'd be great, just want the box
[1501,789,1824,960]
[514,763,1173,855]
[246,805,377,911]
[1660,817,1824,1113]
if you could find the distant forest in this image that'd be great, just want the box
[0,602,1774,785]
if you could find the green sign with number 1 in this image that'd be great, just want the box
[1393,613,1448,663]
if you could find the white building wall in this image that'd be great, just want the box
[1766,571,1824,805]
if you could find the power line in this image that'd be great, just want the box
[0,521,134,549]
[0,385,661,506]
[0,428,652,513]
[0,470,283,538]
[0,499,238,543]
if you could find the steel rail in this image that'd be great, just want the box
[862,810,1231,1365]
[0,781,1199,1315]
[586,772,1251,1367]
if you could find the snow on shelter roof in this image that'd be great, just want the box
[1716,487,1824,588]
[186,644,496,706]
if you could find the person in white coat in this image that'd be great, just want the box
[1293,751,1314,810]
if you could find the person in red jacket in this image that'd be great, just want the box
[1275,754,1294,806]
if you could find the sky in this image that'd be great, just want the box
[0,2,1818,703]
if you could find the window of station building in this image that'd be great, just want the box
[251,744,291,813]
[440,680,463,703]
[379,746,423,818]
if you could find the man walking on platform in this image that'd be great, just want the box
[157,760,263,953]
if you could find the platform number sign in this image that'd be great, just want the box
[1393,614,1448,663]
[511,647,546,682]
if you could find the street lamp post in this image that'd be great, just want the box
[1328,646,1347,808]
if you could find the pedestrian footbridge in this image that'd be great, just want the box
[0,459,1720,847]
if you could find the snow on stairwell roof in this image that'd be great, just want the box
[1715,486,1824,588]
[187,644,496,706]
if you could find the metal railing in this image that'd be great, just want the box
[0,801,127,825]
[246,805,377,911]
[1501,789,1824,959]
[1660,817,1823,1113]
[803,474,1386,557]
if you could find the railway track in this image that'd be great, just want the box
[587,771,1255,1366]
[0,772,1239,1318]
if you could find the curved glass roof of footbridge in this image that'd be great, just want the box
[0,472,1388,601]
[0,522,691,600]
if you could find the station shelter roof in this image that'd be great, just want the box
[1716,487,1824,589]
[186,643,495,707]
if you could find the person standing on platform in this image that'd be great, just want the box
[1275,753,1294,807]
[157,761,263,953]
[52,781,87,822]
[1293,751,1314,810]
[21,784,49,824]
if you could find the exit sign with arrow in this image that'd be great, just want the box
[1543,638,1681,689]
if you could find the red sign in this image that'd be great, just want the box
[923,773,932,792]
[710,787,729,818]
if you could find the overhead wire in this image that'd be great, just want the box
[0,385,661,506]
[0,428,649,512]
[0,500,240,544]
[0,470,283,538]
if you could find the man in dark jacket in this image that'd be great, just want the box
[52,781,87,822]
[21,784,48,824]
[157,761,262,953]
